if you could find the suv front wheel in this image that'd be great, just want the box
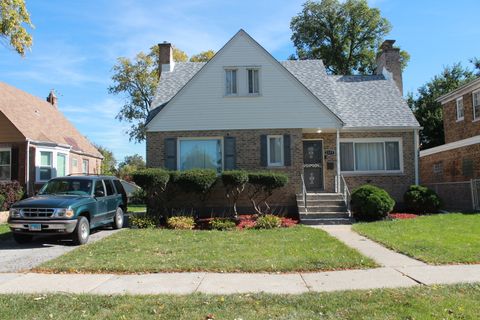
[113,207,124,229]
[72,216,90,245]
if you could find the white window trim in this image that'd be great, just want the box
[247,68,260,95]
[224,68,238,96]
[456,97,464,122]
[82,159,89,174]
[0,147,12,181]
[35,146,70,182]
[473,90,480,121]
[267,135,284,167]
[177,137,224,171]
[339,137,404,174]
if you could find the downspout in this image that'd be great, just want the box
[336,128,340,192]
[26,139,30,195]
[414,129,419,185]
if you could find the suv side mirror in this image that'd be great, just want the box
[95,190,105,197]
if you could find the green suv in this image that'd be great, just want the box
[8,175,127,245]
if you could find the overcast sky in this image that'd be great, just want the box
[1,0,479,162]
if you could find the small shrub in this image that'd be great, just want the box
[351,185,395,221]
[281,217,298,228]
[167,216,195,230]
[404,185,442,214]
[130,215,157,229]
[0,181,24,211]
[247,171,289,215]
[209,218,236,231]
[255,214,282,229]
[0,194,5,211]
[221,170,249,217]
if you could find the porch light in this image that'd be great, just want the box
[316,129,322,133]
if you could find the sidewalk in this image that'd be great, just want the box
[0,264,479,295]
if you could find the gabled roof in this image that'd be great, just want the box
[148,31,420,129]
[0,82,103,158]
[436,77,480,104]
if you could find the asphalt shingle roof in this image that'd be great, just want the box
[150,60,420,128]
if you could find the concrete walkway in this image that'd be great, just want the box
[315,225,426,267]
[0,265,479,295]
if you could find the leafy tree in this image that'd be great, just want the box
[109,46,212,142]
[189,49,215,62]
[290,0,409,74]
[94,144,117,175]
[118,154,145,180]
[407,63,477,149]
[1,0,33,56]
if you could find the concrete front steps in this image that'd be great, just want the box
[296,193,352,225]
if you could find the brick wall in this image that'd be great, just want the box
[443,92,480,144]
[420,144,480,184]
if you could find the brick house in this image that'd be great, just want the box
[0,82,103,195]
[146,30,420,221]
[420,77,480,211]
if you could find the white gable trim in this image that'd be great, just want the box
[146,29,343,131]
[420,135,480,157]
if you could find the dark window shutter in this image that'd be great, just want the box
[283,134,291,166]
[260,135,267,167]
[164,138,177,170]
[10,147,19,181]
[224,136,236,170]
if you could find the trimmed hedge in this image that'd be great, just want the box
[0,181,24,211]
[173,169,217,195]
[404,185,442,214]
[132,168,170,192]
[247,171,289,215]
[221,170,249,217]
[351,184,395,221]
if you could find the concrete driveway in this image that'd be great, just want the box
[0,229,121,273]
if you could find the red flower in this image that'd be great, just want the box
[389,213,418,220]
[280,217,298,227]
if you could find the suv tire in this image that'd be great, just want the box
[13,233,33,244]
[113,207,124,229]
[72,216,90,245]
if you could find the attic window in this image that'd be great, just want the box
[225,69,237,95]
[456,97,464,121]
[247,69,260,94]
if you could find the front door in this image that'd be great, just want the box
[303,140,324,191]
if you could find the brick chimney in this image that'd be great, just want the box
[158,41,175,78]
[46,89,57,107]
[375,40,403,95]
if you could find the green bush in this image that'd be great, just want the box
[174,169,218,194]
[351,185,395,221]
[129,215,157,229]
[209,218,236,231]
[132,168,170,192]
[221,170,249,217]
[129,188,146,205]
[247,171,289,215]
[167,216,195,230]
[0,194,5,211]
[404,185,442,214]
[255,214,282,229]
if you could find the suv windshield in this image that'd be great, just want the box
[39,179,93,196]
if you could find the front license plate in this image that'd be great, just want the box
[28,224,42,231]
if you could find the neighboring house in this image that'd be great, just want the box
[0,82,103,195]
[146,30,420,221]
[420,77,480,211]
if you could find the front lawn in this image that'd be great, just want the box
[0,224,11,241]
[1,284,479,319]
[353,213,480,264]
[127,204,146,213]
[37,226,376,273]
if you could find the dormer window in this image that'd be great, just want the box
[225,69,237,95]
[247,69,260,94]
[456,97,464,121]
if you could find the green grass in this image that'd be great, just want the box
[37,226,376,273]
[127,204,146,213]
[0,224,11,241]
[0,284,479,319]
[353,213,480,264]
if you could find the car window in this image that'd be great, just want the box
[94,180,105,197]
[104,179,115,196]
[39,179,92,196]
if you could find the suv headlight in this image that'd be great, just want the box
[56,208,75,218]
[9,208,21,218]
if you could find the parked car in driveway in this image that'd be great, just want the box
[7,175,127,245]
